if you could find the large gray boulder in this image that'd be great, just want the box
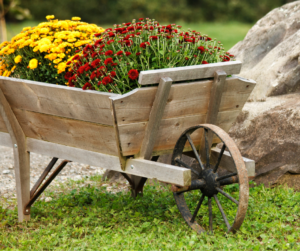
[229,1,300,187]
[230,1,300,101]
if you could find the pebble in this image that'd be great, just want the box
[0,146,106,199]
[45,197,52,202]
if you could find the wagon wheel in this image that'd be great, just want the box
[171,124,249,234]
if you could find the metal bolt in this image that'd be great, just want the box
[131,165,134,169]
[14,144,17,148]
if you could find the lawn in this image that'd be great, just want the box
[0,176,299,250]
[6,21,252,51]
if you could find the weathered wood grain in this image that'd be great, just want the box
[199,70,226,157]
[0,131,12,147]
[119,109,241,156]
[211,147,255,177]
[26,138,190,186]
[0,77,118,126]
[12,108,119,156]
[113,76,255,125]
[138,77,172,159]
[138,61,242,85]
[0,88,30,222]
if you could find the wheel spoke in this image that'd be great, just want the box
[204,129,210,168]
[186,133,205,171]
[216,172,237,181]
[219,176,239,186]
[216,187,239,205]
[213,194,231,230]
[190,193,205,223]
[208,197,213,233]
[213,144,226,173]
[175,158,200,177]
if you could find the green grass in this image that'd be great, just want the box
[0,178,299,250]
[6,21,252,51]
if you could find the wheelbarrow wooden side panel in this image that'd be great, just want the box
[0,78,119,156]
[112,76,255,156]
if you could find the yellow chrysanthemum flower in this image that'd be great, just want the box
[72,17,81,21]
[14,55,22,64]
[46,15,55,20]
[11,66,16,72]
[28,59,38,69]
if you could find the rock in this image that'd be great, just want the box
[227,2,300,188]
[2,170,10,174]
[230,1,300,102]
[101,170,127,183]
[45,197,52,202]
[229,94,300,187]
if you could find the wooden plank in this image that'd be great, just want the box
[0,77,118,126]
[12,108,119,156]
[110,100,127,170]
[138,61,242,85]
[26,138,191,186]
[138,77,172,159]
[199,70,226,158]
[119,114,206,156]
[126,159,191,186]
[113,76,255,125]
[0,88,30,222]
[211,147,255,177]
[0,114,8,132]
[0,131,12,147]
[119,110,240,156]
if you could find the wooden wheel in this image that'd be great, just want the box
[171,124,249,234]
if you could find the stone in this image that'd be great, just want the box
[229,94,300,187]
[230,1,300,102]
[45,197,52,202]
[228,2,300,188]
[2,170,10,174]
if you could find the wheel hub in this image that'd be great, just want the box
[200,169,219,197]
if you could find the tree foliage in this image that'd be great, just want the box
[18,0,294,24]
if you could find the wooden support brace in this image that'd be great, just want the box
[0,87,30,222]
[210,147,255,177]
[138,77,173,160]
[200,70,227,159]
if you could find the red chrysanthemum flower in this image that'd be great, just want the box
[91,52,98,58]
[107,39,115,45]
[94,33,102,37]
[91,59,101,68]
[105,50,114,56]
[125,51,132,56]
[72,55,80,61]
[150,36,158,40]
[128,69,139,80]
[197,46,205,53]
[136,52,141,56]
[110,71,116,78]
[102,76,113,85]
[140,42,150,48]
[108,32,115,37]
[104,58,113,65]
[202,61,208,64]
[139,18,144,20]
[82,82,92,90]
[116,51,123,56]
[64,71,73,80]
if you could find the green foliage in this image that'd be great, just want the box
[69,18,233,94]
[6,21,253,51]
[3,0,31,21]
[0,180,299,250]
[18,0,292,24]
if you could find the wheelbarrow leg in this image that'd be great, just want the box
[0,88,30,222]
[121,156,159,198]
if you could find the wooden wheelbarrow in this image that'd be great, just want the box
[0,60,255,234]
